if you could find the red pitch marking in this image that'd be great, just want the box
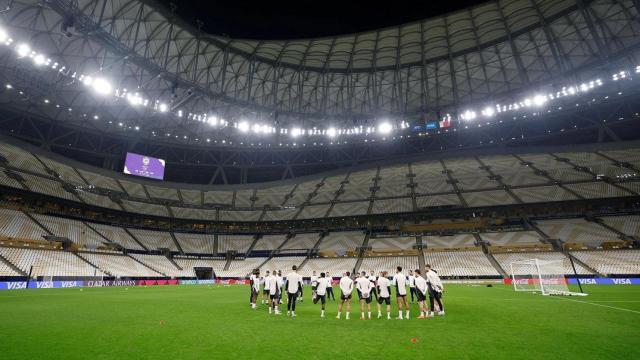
[410,338,418,344]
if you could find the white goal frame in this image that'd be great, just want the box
[510,258,587,296]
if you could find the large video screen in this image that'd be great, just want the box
[123,152,165,180]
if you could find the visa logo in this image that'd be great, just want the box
[612,279,631,285]
[7,282,27,290]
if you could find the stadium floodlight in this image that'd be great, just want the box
[33,54,45,66]
[207,116,218,126]
[238,121,249,132]
[0,28,7,42]
[91,78,112,95]
[126,93,143,106]
[16,43,30,57]
[291,127,302,137]
[461,110,476,121]
[158,103,169,113]
[377,121,393,134]
[327,127,337,138]
[482,107,495,117]
[532,94,547,107]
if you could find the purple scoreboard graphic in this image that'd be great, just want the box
[123,152,166,180]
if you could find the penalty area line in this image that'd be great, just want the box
[554,297,640,315]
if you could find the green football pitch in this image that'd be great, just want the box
[0,284,638,360]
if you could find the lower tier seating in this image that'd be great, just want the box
[493,251,593,275]
[423,251,500,277]
[570,250,640,275]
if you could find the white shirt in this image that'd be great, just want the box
[426,270,443,292]
[339,276,353,295]
[414,275,428,295]
[408,275,416,288]
[377,277,391,298]
[285,272,303,294]
[393,272,407,295]
[266,275,279,295]
[276,275,284,288]
[250,275,260,291]
[368,275,377,284]
[263,275,271,291]
[326,276,332,287]
[316,277,329,296]
[310,275,318,286]
[356,277,372,297]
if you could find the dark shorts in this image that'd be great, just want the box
[377,296,391,305]
[416,291,427,302]
[312,285,318,291]
[314,294,326,305]
[357,291,372,303]
[429,288,442,300]
[262,289,269,295]
[340,292,352,301]
[396,289,407,298]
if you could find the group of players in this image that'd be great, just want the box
[249,265,444,319]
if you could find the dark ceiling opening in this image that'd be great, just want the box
[154,0,481,40]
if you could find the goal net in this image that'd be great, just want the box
[510,258,587,296]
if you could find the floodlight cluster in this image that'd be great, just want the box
[0,23,638,146]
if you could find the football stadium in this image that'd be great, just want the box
[0,0,640,359]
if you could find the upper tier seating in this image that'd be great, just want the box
[253,234,288,251]
[86,223,145,250]
[280,233,320,250]
[319,231,365,252]
[0,208,48,240]
[218,235,254,254]
[218,258,267,278]
[535,218,621,247]
[599,216,640,238]
[128,228,178,251]
[32,214,106,249]
[423,233,476,248]
[174,233,216,254]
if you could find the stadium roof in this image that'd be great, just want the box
[0,0,639,183]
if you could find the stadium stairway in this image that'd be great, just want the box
[82,221,119,249]
[0,251,28,276]
[22,211,53,237]
[476,234,508,277]
[166,255,183,271]
[127,254,165,276]
[352,231,371,274]
[74,252,112,277]
[169,232,184,255]
[590,217,636,243]
[245,234,261,256]
[526,218,600,276]
[297,232,327,271]
[123,228,149,251]
[416,235,426,271]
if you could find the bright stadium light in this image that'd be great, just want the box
[158,103,169,113]
[91,78,112,95]
[327,127,337,138]
[377,121,393,134]
[482,107,495,117]
[16,43,30,57]
[0,28,7,43]
[291,127,302,137]
[532,94,547,107]
[33,54,45,66]
[207,115,218,126]
[238,121,249,132]
[461,110,476,121]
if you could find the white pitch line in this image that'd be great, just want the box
[555,297,640,315]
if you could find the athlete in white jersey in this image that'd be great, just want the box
[285,265,303,317]
[310,271,319,300]
[368,271,378,301]
[376,271,392,319]
[414,269,430,318]
[326,272,335,301]
[313,273,329,317]
[267,270,281,315]
[355,271,373,319]
[408,269,416,304]
[261,271,269,305]
[336,271,354,319]
[425,264,445,316]
[392,266,409,319]
[249,269,260,309]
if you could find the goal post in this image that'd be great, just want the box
[510,258,587,296]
